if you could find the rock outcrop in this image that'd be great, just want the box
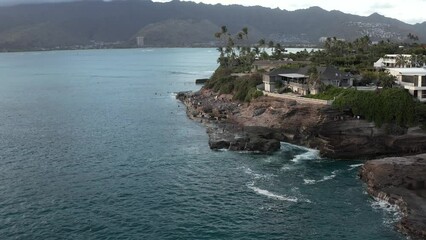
[207,125,280,152]
[178,88,426,238]
[177,89,426,158]
[314,108,426,159]
[360,154,426,239]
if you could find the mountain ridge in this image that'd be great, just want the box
[0,0,424,51]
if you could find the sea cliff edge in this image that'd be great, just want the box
[177,88,426,239]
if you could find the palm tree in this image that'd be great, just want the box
[257,39,267,58]
[307,66,321,93]
[273,43,286,60]
[395,54,408,68]
[221,25,228,35]
[242,27,248,40]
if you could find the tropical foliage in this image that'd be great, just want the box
[333,88,416,127]
[205,66,263,102]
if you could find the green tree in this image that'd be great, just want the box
[378,72,396,89]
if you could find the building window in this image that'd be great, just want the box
[402,75,415,83]
[422,76,426,87]
[421,91,426,99]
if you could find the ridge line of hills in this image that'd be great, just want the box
[0,0,425,51]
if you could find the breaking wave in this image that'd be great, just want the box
[290,148,320,163]
[348,163,364,171]
[280,142,320,163]
[247,183,299,202]
[243,167,276,180]
[370,196,402,226]
[303,170,339,185]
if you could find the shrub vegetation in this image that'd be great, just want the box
[205,66,263,102]
[332,88,416,127]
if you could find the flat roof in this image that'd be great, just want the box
[389,67,426,75]
[384,54,411,57]
[279,73,307,78]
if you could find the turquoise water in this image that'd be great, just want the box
[0,48,404,239]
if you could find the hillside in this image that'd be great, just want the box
[0,0,425,51]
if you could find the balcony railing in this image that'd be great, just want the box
[288,82,309,89]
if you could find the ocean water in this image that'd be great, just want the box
[0,48,404,239]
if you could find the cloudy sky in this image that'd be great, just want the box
[0,0,425,24]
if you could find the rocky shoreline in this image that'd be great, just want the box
[177,88,426,239]
[177,88,426,159]
[360,154,426,239]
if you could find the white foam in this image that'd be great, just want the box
[304,179,317,185]
[262,156,274,163]
[371,197,400,213]
[303,170,338,185]
[348,163,364,170]
[280,142,312,151]
[281,165,292,171]
[370,197,402,225]
[291,148,320,163]
[321,174,336,181]
[243,167,275,180]
[247,184,298,202]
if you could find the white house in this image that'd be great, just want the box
[374,54,412,69]
[387,67,426,102]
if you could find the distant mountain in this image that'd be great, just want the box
[0,0,424,51]
[137,19,219,47]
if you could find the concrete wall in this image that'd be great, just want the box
[263,91,332,105]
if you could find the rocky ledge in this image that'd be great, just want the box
[177,88,426,238]
[177,88,426,158]
[360,154,426,239]
[176,91,281,153]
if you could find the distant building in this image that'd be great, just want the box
[136,36,145,47]
[318,37,346,43]
[298,66,353,87]
[252,60,311,73]
[387,67,426,102]
[262,68,298,92]
[374,54,412,69]
[262,66,352,95]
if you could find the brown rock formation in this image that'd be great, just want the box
[360,154,426,239]
[178,88,426,238]
[177,89,426,158]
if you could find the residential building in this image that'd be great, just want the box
[298,66,353,87]
[252,60,311,72]
[262,68,298,92]
[387,67,426,102]
[279,73,313,95]
[262,66,352,95]
[374,54,412,69]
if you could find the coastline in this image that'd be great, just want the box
[177,88,426,159]
[177,87,426,239]
[360,155,426,239]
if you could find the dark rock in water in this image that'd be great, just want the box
[195,78,209,84]
[176,91,193,101]
[244,137,280,152]
[315,109,426,159]
[207,125,280,153]
[360,154,426,240]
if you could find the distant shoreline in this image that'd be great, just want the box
[0,46,322,54]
